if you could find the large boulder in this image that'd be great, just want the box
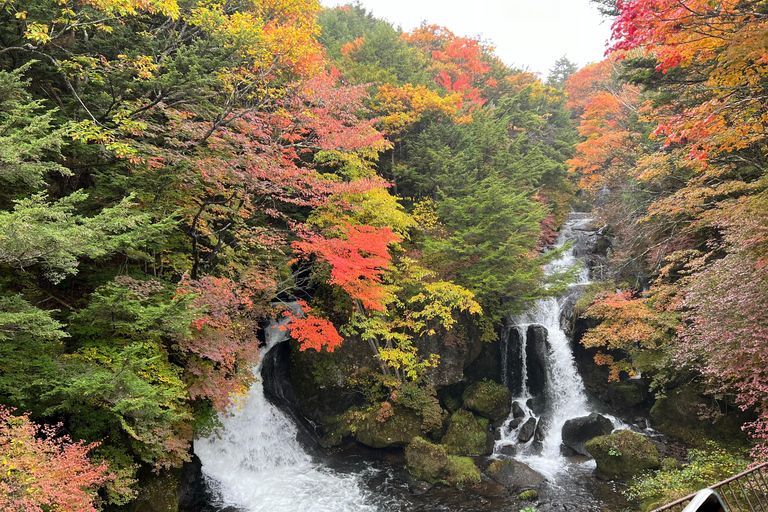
[442,409,491,456]
[404,437,481,486]
[462,380,512,421]
[561,413,614,456]
[485,459,545,490]
[405,437,451,482]
[355,405,423,448]
[585,430,660,481]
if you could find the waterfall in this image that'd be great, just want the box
[495,214,594,478]
[195,309,376,512]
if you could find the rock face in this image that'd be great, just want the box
[525,325,549,401]
[517,417,537,443]
[462,380,512,421]
[585,430,660,481]
[355,406,424,448]
[405,437,481,486]
[485,459,545,490]
[561,413,614,456]
[442,409,490,456]
[650,385,753,445]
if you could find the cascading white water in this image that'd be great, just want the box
[495,215,594,478]
[195,311,376,512]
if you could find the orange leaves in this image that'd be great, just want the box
[0,407,114,512]
[565,59,642,193]
[293,223,401,311]
[283,303,343,353]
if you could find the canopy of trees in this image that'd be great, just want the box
[0,0,577,507]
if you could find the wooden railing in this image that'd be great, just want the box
[651,463,768,512]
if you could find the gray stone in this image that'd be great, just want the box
[517,417,537,443]
[561,413,614,457]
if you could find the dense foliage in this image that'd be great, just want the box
[576,0,768,460]
[0,0,576,507]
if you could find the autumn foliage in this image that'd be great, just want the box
[0,408,113,512]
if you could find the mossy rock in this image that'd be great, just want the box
[405,436,451,482]
[606,381,648,410]
[518,489,538,501]
[649,385,751,447]
[462,380,512,421]
[442,409,489,456]
[445,456,481,486]
[585,430,660,481]
[355,405,424,448]
[321,412,355,447]
[404,438,480,486]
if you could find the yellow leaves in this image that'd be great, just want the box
[117,54,158,80]
[411,198,440,230]
[375,84,461,134]
[84,0,180,18]
[23,22,51,44]
[14,11,26,20]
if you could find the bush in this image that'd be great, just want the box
[626,443,749,511]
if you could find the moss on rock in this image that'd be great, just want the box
[649,385,751,448]
[463,380,512,421]
[445,456,481,486]
[404,437,480,486]
[585,430,660,481]
[442,409,489,456]
[354,405,423,448]
[405,437,450,482]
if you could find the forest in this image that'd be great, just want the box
[1,0,768,511]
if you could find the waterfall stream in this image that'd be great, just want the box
[195,311,377,512]
[495,215,598,478]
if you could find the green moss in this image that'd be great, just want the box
[441,409,488,456]
[517,489,538,501]
[486,460,505,475]
[404,438,480,486]
[445,456,481,486]
[405,437,450,482]
[354,405,423,448]
[585,430,660,481]
[462,380,511,421]
[606,381,647,409]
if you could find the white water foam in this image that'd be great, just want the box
[195,310,376,512]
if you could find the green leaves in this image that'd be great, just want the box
[0,192,174,283]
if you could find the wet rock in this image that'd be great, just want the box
[525,326,549,400]
[485,459,545,490]
[442,409,490,456]
[517,417,537,443]
[561,413,613,457]
[462,380,512,421]
[355,405,423,448]
[512,401,526,418]
[499,443,516,456]
[585,430,660,481]
[509,417,524,429]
